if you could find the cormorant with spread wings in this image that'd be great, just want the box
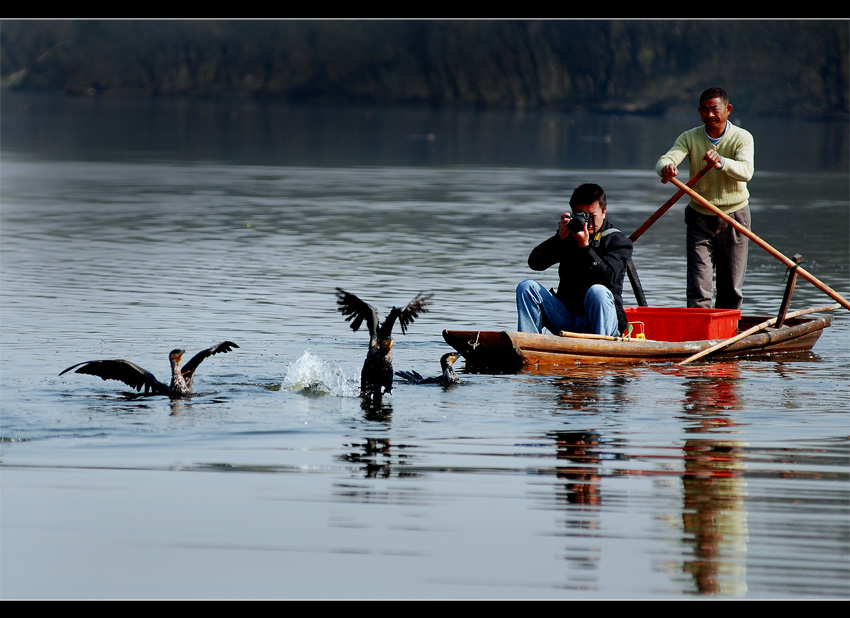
[335,288,432,399]
[59,341,239,397]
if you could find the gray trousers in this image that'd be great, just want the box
[685,205,750,310]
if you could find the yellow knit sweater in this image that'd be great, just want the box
[655,121,754,215]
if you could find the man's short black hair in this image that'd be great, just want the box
[699,87,729,105]
[570,183,607,210]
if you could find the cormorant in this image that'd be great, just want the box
[395,352,461,386]
[59,341,239,397]
[335,288,432,399]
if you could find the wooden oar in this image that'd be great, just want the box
[678,303,840,365]
[668,177,850,312]
[630,161,716,242]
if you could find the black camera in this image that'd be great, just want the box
[567,210,592,234]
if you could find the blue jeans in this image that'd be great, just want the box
[516,279,620,336]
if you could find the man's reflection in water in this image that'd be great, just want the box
[549,430,604,578]
[550,430,603,507]
[679,363,748,596]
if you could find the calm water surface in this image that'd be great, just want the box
[1,93,848,599]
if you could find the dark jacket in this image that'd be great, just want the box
[527,219,633,333]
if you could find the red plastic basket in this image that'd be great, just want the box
[624,307,741,342]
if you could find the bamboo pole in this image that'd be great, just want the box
[630,161,716,242]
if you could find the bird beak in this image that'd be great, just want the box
[383,339,394,352]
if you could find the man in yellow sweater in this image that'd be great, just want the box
[656,87,754,309]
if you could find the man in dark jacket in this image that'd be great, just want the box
[516,183,633,336]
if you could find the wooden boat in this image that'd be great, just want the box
[442,309,834,373]
[441,178,846,374]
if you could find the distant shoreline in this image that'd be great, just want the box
[2,20,847,120]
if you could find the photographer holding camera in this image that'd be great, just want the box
[516,183,633,337]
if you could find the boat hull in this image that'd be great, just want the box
[442,314,833,373]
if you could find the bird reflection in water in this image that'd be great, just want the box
[360,396,393,422]
[338,438,420,480]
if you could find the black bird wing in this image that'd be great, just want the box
[59,359,167,394]
[381,292,433,337]
[394,369,426,384]
[335,288,379,341]
[181,341,240,381]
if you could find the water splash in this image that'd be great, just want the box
[282,351,359,397]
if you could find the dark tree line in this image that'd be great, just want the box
[1,20,847,118]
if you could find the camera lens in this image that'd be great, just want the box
[567,211,590,234]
